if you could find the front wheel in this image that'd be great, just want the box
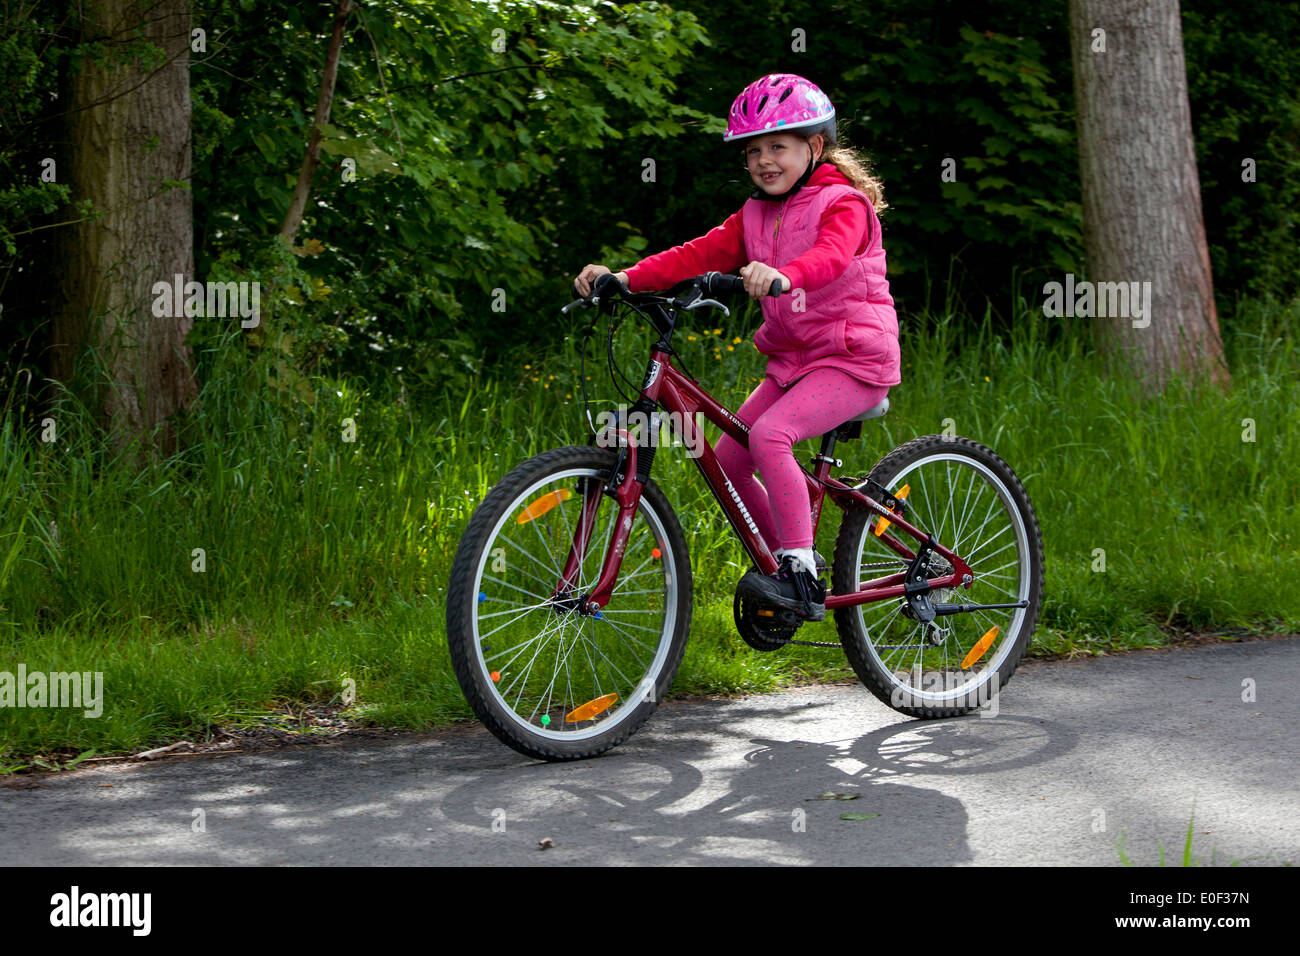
[446,445,692,760]
[833,435,1044,718]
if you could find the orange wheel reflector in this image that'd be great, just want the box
[490,670,501,682]
[873,483,911,537]
[756,608,776,617]
[516,488,572,524]
[651,547,662,559]
[961,625,999,670]
[565,692,618,723]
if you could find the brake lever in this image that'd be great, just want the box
[683,297,730,316]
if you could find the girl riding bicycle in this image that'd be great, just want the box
[575,73,900,621]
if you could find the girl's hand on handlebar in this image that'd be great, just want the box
[575,264,629,297]
[739,261,790,300]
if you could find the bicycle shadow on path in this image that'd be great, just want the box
[435,706,1075,865]
[4,697,1073,865]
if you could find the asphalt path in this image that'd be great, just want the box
[3,637,1296,866]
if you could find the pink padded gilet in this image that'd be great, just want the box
[742,171,900,387]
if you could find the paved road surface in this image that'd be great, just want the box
[3,638,1296,865]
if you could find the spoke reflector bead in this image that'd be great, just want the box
[516,488,572,524]
[961,625,999,670]
[541,715,551,726]
[490,670,501,682]
[478,592,487,603]
[651,547,662,559]
[565,693,619,723]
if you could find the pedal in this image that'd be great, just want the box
[735,593,802,651]
[753,605,805,629]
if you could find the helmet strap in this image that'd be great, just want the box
[751,142,823,202]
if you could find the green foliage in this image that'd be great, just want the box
[0,4,67,245]
[551,0,1086,325]
[1183,0,1300,303]
[542,0,1299,330]
[190,0,713,388]
[5,0,1297,391]
[0,3,73,368]
[1,286,1297,759]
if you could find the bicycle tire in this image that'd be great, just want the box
[446,445,692,760]
[833,435,1044,718]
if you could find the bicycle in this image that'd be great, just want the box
[446,272,1044,761]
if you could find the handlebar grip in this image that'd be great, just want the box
[703,272,784,297]
[704,273,746,296]
[593,272,624,299]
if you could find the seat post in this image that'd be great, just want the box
[811,430,839,473]
[817,431,837,459]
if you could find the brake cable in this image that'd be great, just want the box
[577,282,720,436]
[606,308,640,404]
[579,318,599,437]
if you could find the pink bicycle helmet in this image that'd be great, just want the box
[723,73,836,144]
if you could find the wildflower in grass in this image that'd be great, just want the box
[712,328,721,335]
[727,346,735,352]
[984,376,990,382]
[524,364,531,369]
[733,336,742,344]
[687,335,697,341]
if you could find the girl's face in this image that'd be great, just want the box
[744,133,822,195]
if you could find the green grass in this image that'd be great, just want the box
[1111,802,1284,866]
[1,290,1297,765]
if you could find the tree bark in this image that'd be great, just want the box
[1069,0,1229,391]
[52,0,196,457]
[279,0,353,246]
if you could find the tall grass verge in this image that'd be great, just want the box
[2,291,1296,762]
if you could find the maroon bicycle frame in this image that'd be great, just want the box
[568,348,973,614]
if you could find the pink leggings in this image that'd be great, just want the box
[716,368,889,550]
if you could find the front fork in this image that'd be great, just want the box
[554,402,657,614]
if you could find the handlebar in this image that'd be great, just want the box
[562,271,783,314]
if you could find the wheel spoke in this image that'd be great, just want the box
[492,535,563,592]
[837,442,1039,711]
[451,458,684,751]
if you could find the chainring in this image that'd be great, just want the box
[733,590,803,651]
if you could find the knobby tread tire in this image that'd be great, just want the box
[832,435,1044,718]
[446,445,693,761]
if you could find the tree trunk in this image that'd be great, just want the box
[52,0,196,458]
[279,0,353,246]
[1069,0,1229,391]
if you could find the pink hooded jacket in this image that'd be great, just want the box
[624,163,900,388]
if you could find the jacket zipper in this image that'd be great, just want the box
[773,196,789,240]
[772,197,790,355]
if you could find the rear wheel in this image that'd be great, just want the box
[446,446,692,760]
[833,435,1043,717]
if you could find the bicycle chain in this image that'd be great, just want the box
[778,562,906,647]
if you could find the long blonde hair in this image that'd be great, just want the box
[822,141,888,214]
